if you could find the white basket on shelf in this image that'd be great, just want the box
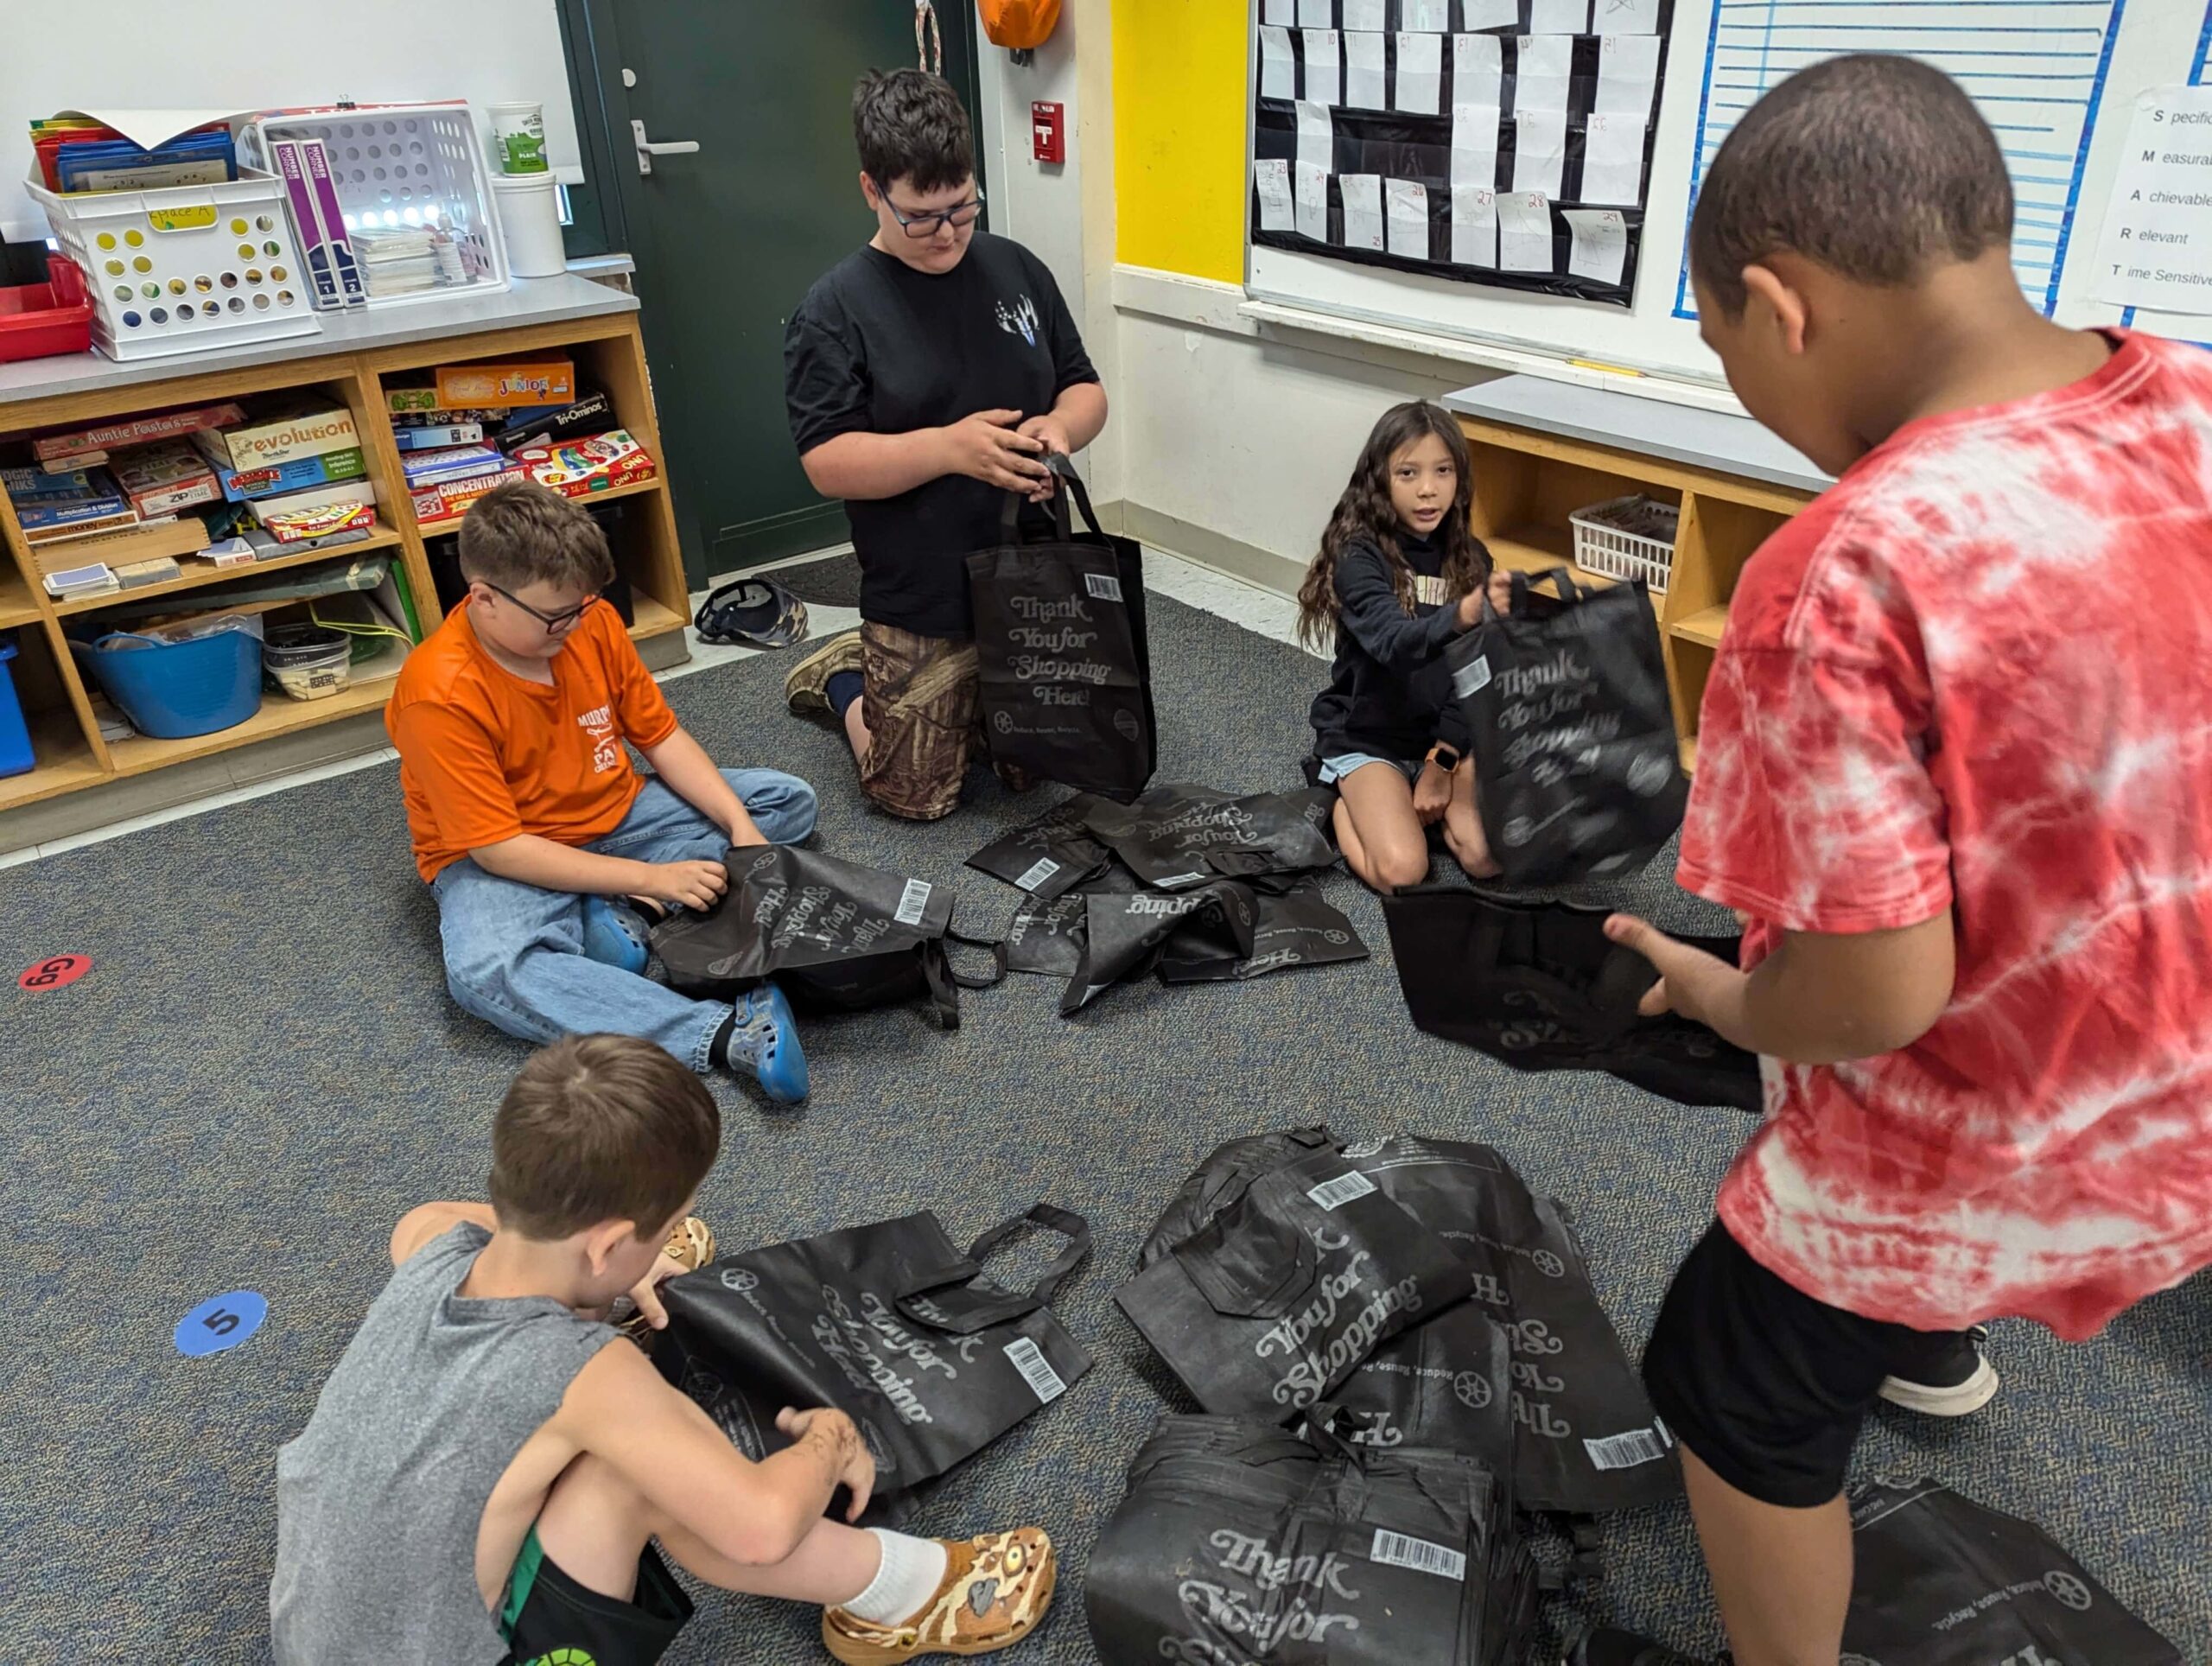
[27,170,322,360]
[238,102,511,308]
[1568,494,1680,591]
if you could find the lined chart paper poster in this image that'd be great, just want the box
[1673,0,2129,319]
[1249,0,1675,306]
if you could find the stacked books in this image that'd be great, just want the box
[353,227,442,298]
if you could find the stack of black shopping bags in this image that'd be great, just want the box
[1089,1127,1675,1666]
[967,782,1372,1014]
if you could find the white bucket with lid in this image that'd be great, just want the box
[492,171,566,278]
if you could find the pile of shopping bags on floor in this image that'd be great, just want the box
[967,781,1371,1014]
[639,1132,2184,1664]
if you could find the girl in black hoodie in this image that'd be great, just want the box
[1299,401,1511,893]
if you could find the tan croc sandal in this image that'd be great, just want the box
[785,628,865,715]
[821,1527,1056,1663]
[618,1215,715,1345]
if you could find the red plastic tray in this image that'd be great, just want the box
[0,256,94,364]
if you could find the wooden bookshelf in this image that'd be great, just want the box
[0,308,689,817]
[1456,414,1819,769]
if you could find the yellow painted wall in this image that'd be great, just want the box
[1111,1,1249,283]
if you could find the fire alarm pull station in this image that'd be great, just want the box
[1032,102,1065,165]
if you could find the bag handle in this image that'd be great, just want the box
[1046,453,1111,541]
[1510,566,1582,609]
[1176,1205,1321,1319]
[945,925,1009,990]
[996,457,1074,544]
[892,1204,1092,1333]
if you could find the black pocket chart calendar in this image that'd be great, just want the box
[1251,0,1673,308]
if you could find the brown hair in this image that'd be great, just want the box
[457,480,616,595]
[1688,55,2013,317]
[854,67,976,194]
[489,1035,720,1241]
[1296,401,1491,650]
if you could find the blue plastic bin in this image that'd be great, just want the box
[74,627,261,741]
[0,639,33,779]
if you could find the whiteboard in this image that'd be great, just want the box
[1247,0,2212,386]
[0,0,582,245]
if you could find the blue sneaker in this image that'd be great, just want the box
[724,982,809,1106]
[581,896,652,976]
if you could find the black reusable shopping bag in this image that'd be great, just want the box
[1381,887,1763,1113]
[1001,864,1141,978]
[1840,1478,2182,1664]
[1135,1125,1340,1269]
[1059,880,1260,1014]
[1078,782,1340,891]
[963,794,1114,901]
[1325,1302,1518,1491]
[650,846,1003,1030]
[652,1205,1093,1497]
[1157,880,1370,983]
[1115,1148,1474,1420]
[965,458,1155,798]
[1344,1136,1679,1514]
[1445,568,1688,885]
[1084,1415,1542,1666]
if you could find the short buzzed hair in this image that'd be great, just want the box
[1689,55,2014,316]
[489,1035,720,1241]
[457,480,615,595]
[853,67,975,194]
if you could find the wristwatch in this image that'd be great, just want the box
[1425,742,1462,773]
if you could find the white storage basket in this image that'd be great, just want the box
[28,170,321,360]
[238,103,511,307]
[1567,494,1680,591]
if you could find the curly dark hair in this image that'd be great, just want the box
[853,67,976,194]
[1296,401,1491,651]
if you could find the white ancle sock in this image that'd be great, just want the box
[841,1528,950,1625]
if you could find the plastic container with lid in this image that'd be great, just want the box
[262,623,353,701]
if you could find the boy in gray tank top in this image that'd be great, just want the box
[270,1034,1058,1664]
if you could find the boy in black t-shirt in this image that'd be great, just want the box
[782,68,1108,821]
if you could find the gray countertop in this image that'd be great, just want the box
[1443,373,1833,496]
[0,273,639,410]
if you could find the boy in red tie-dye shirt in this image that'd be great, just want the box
[1581,56,2212,1666]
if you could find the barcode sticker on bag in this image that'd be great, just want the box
[1084,571,1124,602]
[1584,1426,1669,1471]
[1003,1337,1068,1403]
[894,880,932,927]
[1156,871,1209,889]
[1452,654,1493,697]
[1014,857,1061,892]
[1370,1529,1466,1581]
[1306,1171,1379,1211]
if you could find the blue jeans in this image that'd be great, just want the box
[430,768,817,1072]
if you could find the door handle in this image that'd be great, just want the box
[632,119,702,176]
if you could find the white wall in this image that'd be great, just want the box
[974,17,1086,326]
[1,0,581,244]
[1112,269,1491,589]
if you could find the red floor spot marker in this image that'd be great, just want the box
[19,954,91,992]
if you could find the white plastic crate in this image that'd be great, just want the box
[238,103,510,308]
[1568,495,1680,591]
[27,170,321,361]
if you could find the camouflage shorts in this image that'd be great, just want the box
[858,620,1032,821]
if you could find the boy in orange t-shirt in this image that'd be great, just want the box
[387,483,817,1104]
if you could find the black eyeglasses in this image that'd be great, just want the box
[873,178,985,238]
[483,582,601,636]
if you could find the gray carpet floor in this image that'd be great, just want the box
[3,584,2207,1663]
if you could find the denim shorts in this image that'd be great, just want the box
[1318,752,1422,786]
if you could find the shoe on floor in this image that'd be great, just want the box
[617,1214,716,1345]
[1880,1326,1999,1416]
[785,629,865,716]
[725,981,809,1106]
[822,1527,1056,1664]
[1570,1627,1717,1666]
[581,895,653,976]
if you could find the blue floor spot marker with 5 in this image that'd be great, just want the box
[175,1290,267,1358]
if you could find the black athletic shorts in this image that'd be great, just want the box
[498,1527,693,1666]
[1641,1218,1972,1509]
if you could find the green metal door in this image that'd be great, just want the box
[582,1,983,584]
